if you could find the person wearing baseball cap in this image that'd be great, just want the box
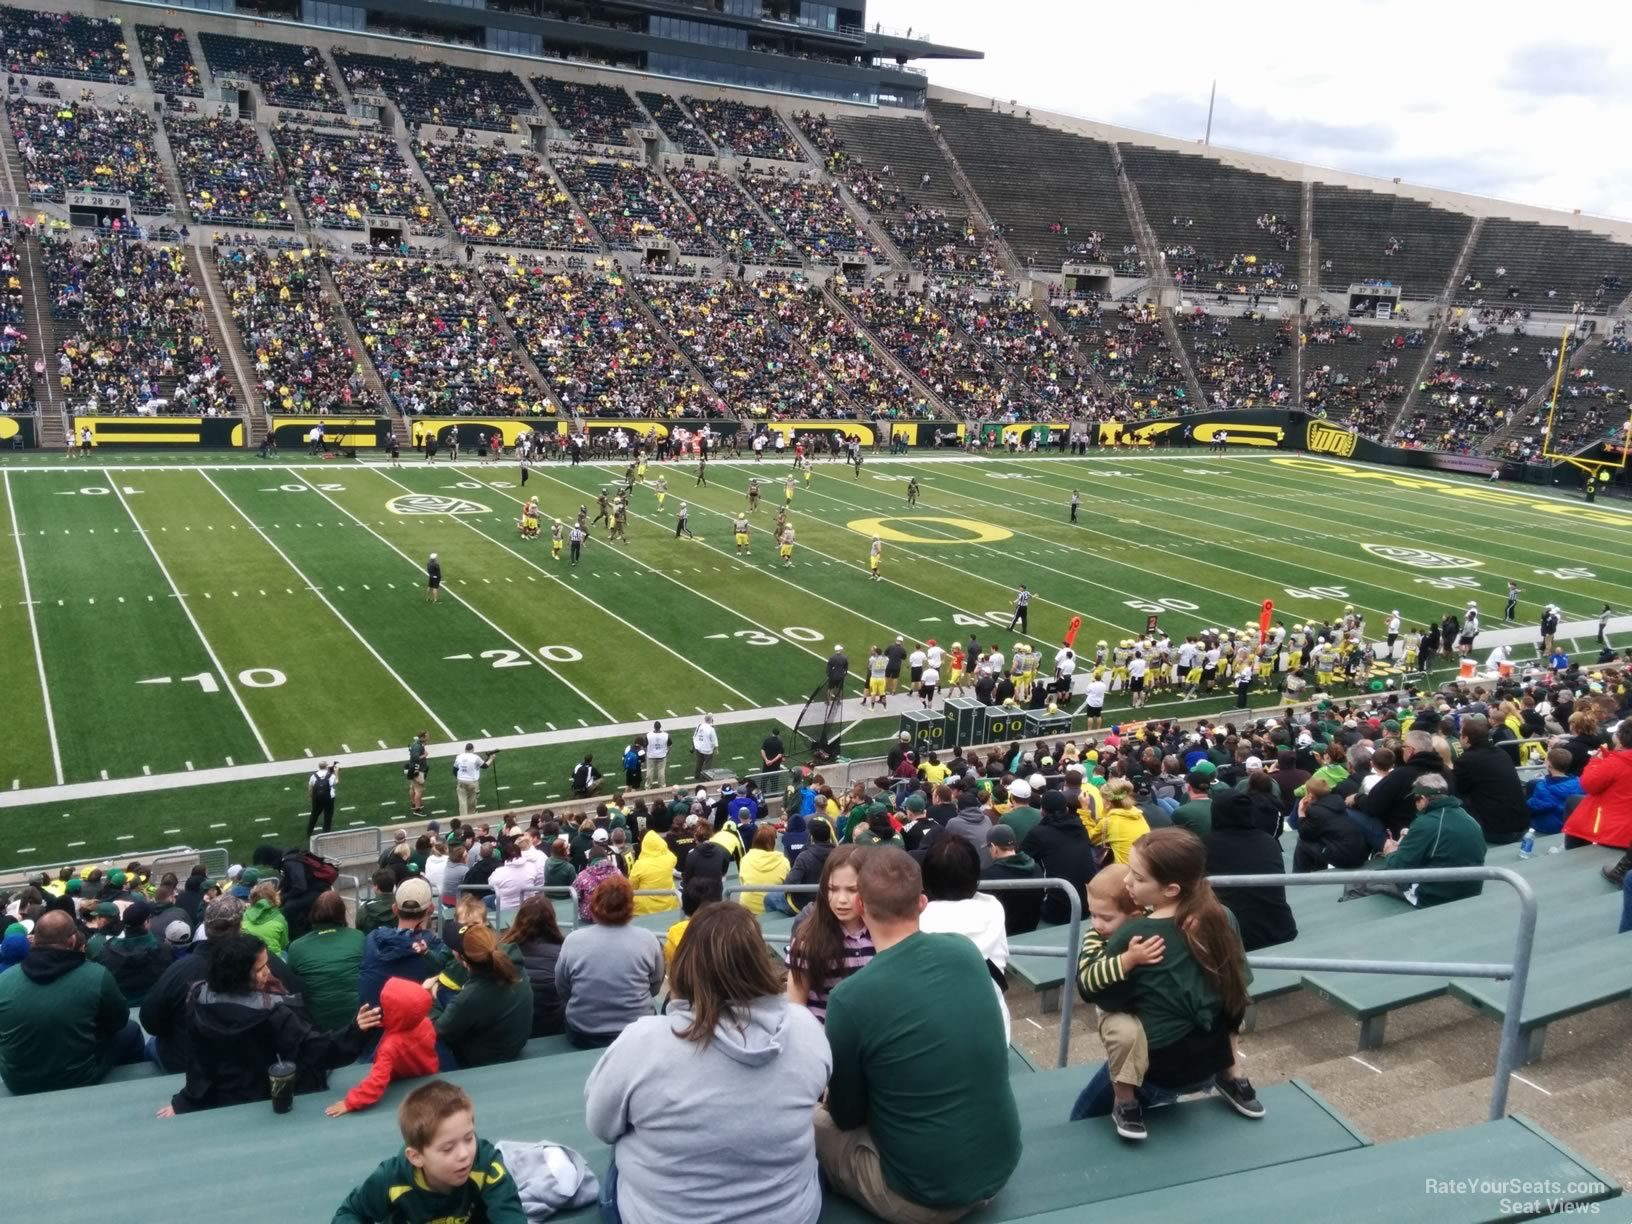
[999,779,1042,843]
[356,878,445,1009]
[981,824,1043,934]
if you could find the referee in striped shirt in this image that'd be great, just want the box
[1006,585,1031,632]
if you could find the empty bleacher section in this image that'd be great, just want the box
[550,154,712,255]
[931,103,1134,270]
[1456,217,1632,313]
[273,124,440,236]
[640,277,854,418]
[1392,320,1533,451]
[1120,144,1299,294]
[798,110,999,277]
[682,94,802,162]
[532,75,643,146]
[40,235,237,416]
[0,229,34,414]
[635,90,712,155]
[134,25,201,99]
[214,248,372,415]
[1174,309,1294,408]
[840,283,1004,418]
[485,264,716,418]
[164,116,291,227]
[1301,319,1416,437]
[411,139,598,250]
[328,257,544,417]
[1312,184,1471,297]
[777,284,932,418]
[197,32,341,113]
[10,100,171,214]
[739,168,877,264]
[333,50,529,132]
[0,5,130,82]
[665,167,799,266]
[945,290,1098,419]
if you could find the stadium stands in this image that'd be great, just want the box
[0,229,34,415]
[1526,336,1632,457]
[411,139,599,250]
[635,90,713,155]
[134,24,202,98]
[639,277,854,418]
[214,248,374,415]
[1393,320,1531,452]
[1175,309,1294,409]
[328,256,545,417]
[532,75,644,146]
[40,235,238,417]
[197,32,343,113]
[665,167,801,266]
[11,100,171,214]
[273,124,441,236]
[931,103,1135,270]
[1087,302,1190,410]
[0,5,131,82]
[164,116,291,227]
[945,289,1100,420]
[1301,320,1415,436]
[1312,184,1472,297]
[550,155,713,255]
[333,50,530,132]
[1457,218,1632,313]
[682,95,803,162]
[1120,145,1300,294]
[774,282,933,419]
[485,263,717,418]
[739,168,878,264]
[840,283,1004,418]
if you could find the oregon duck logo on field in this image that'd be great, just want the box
[387,494,491,516]
[847,516,1013,544]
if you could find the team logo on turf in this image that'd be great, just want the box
[1306,420,1358,457]
[1361,544,1481,569]
[387,494,491,516]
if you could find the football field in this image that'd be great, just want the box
[1,447,1628,869]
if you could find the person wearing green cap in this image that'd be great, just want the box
[1170,771,1215,838]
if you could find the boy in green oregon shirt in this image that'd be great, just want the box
[333,1080,524,1223]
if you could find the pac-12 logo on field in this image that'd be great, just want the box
[387,494,491,516]
[1362,544,1481,570]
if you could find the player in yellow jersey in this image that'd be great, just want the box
[636,455,647,482]
[1256,642,1274,684]
[779,525,795,567]
[653,475,667,510]
[868,536,882,581]
[784,475,796,505]
[550,520,564,560]
[733,515,751,555]
[865,645,888,708]
[802,455,813,485]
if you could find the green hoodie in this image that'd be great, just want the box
[0,948,130,1095]
[241,898,290,957]
[355,894,396,935]
[1379,795,1487,907]
[286,922,367,1031]
[333,1136,526,1223]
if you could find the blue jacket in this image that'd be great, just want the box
[356,925,445,1008]
[1526,774,1582,835]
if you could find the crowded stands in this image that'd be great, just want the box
[273,124,441,236]
[486,263,718,418]
[682,95,804,162]
[550,155,713,255]
[1175,309,1294,410]
[197,32,342,113]
[1302,321,1415,437]
[949,289,1103,420]
[328,256,545,417]
[40,235,237,416]
[841,282,1005,417]
[1393,320,1529,452]
[774,281,933,419]
[739,167,878,264]
[11,100,171,213]
[635,90,713,155]
[333,50,529,132]
[532,75,644,146]
[0,228,34,415]
[214,247,375,415]
[412,139,599,251]
[164,115,292,228]
[665,166,800,266]
[0,5,131,82]
[134,25,201,98]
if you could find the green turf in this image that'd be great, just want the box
[1,448,1626,868]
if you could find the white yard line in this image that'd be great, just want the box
[4,470,63,784]
[201,472,457,740]
[109,479,273,761]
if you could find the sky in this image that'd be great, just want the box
[866,0,1630,220]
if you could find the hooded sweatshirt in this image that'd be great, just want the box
[1091,802,1151,865]
[334,1137,526,1224]
[585,996,831,1224]
[0,946,130,1094]
[1021,793,1099,926]
[1203,792,1297,951]
[0,931,29,973]
[343,976,439,1111]
[241,898,290,957]
[738,847,790,913]
[981,852,1043,934]
[357,925,445,1008]
[627,831,679,915]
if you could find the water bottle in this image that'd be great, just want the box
[1518,828,1535,860]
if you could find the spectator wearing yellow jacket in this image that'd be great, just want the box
[627,831,679,915]
[738,826,790,914]
[1088,780,1151,866]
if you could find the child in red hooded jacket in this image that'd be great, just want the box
[326,976,440,1115]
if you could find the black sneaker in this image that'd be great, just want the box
[1111,1099,1147,1141]
[1214,1074,1266,1119]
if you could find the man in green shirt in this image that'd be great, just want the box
[1169,772,1214,838]
[818,847,1021,1221]
[998,779,1042,843]
[1343,775,1486,908]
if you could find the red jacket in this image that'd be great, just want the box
[1563,747,1632,849]
[344,977,439,1111]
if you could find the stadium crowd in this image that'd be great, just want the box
[334,51,529,132]
[0,5,131,82]
[666,166,800,266]
[412,139,599,250]
[0,227,33,414]
[273,124,441,236]
[135,25,201,98]
[165,115,292,227]
[11,100,170,213]
[683,95,803,162]
[533,76,644,146]
[198,33,342,113]
[635,90,712,155]
[550,155,713,255]
[841,282,1005,418]
[740,168,879,264]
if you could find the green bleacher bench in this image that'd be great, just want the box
[1450,934,1632,1064]
[1018,1115,1620,1224]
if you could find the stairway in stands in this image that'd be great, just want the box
[314,259,401,441]
[780,113,907,270]
[819,283,953,417]
[1477,330,1599,457]
[1385,216,1484,440]
[185,247,263,446]
[18,234,65,447]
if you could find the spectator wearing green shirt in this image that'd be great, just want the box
[1169,772,1215,838]
[816,847,1020,1221]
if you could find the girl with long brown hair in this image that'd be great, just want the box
[784,845,873,1023]
[500,894,565,1037]
[585,903,831,1224]
[1070,826,1261,1137]
[430,922,531,1068]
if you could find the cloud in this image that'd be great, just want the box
[1501,42,1622,98]
[1113,94,1393,156]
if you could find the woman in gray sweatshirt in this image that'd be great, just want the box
[555,875,664,1048]
[585,902,831,1224]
